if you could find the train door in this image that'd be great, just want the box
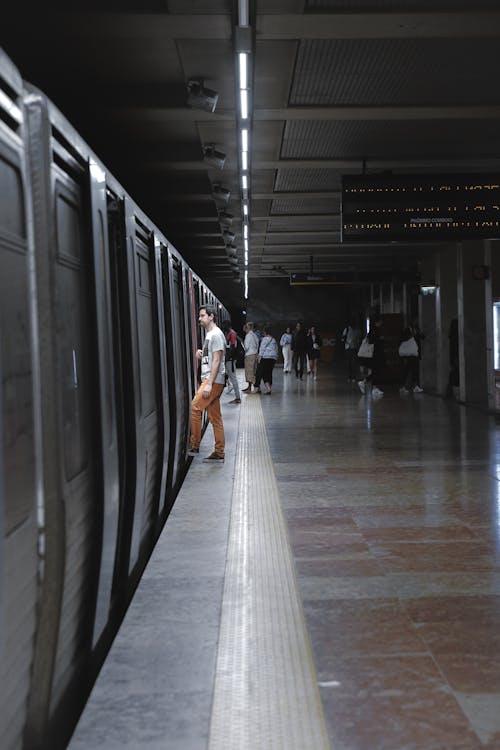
[24,96,101,743]
[122,202,163,575]
[0,52,39,750]
[153,235,172,521]
[87,161,120,645]
[166,253,190,491]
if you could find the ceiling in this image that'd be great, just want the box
[3,1,500,303]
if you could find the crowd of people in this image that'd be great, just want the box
[188,305,434,462]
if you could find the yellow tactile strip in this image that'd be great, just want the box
[208,396,331,750]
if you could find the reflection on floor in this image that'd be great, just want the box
[263,366,500,750]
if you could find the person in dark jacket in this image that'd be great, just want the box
[292,322,308,379]
[306,325,322,380]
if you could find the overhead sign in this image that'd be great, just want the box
[341,173,500,243]
[290,273,352,285]
[289,271,418,285]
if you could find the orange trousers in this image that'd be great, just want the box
[190,380,225,456]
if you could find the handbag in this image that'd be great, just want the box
[357,337,374,359]
[398,337,418,357]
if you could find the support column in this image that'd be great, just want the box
[436,245,459,396]
[420,256,438,393]
[457,241,490,408]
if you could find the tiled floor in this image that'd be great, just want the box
[264,367,500,749]
[69,364,500,750]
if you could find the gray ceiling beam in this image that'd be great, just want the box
[108,104,500,123]
[253,157,500,169]
[257,12,500,40]
[52,12,231,39]
[254,105,500,121]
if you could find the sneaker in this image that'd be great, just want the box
[229,398,241,404]
[358,380,366,394]
[203,452,224,462]
[187,447,199,456]
[372,387,384,397]
[399,387,409,395]
[413,385,424,393]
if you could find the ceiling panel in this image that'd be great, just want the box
[3,2,500,302]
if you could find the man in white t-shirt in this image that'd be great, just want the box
[188,305,226,461]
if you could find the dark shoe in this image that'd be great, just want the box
[229,398,241,403]
[203,452,224,462]
[242,387,251,393]
[187,447,199,456]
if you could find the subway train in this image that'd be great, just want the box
[0,48,228,750]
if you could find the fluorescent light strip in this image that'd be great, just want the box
[239,53,248,89]
[243,203,248,216]
[241,151,248,170]
[241,129,248,151]
[242,175,248,189]
[244,225,248,239]
[240,89,248,119]
[244,238,248,250]
[239,0,249,27]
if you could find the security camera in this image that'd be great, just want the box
[225,245,237,257]
[218,211,233,227]
[187,79,219,113]
[212,183,230,204]
[203,145,226,170]
[223,230,236,244]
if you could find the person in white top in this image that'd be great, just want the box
[188,305,226,461]
[242,321,260,393]
[253,325,279,394]
[280,326,292,373]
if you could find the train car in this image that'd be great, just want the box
[0,48,228,750]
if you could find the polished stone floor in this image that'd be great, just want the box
[263,365,500,750]
[69,363,500,750]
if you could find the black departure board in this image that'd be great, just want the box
[341,174,500,242]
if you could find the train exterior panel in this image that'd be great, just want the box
[0,47,227,750]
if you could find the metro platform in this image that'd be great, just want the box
[68,364,500,750]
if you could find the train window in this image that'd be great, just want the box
[136,243,156,417]
[0,152,25,239]
[55,187,91,480]
[56,192,82,262]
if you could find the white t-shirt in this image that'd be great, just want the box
[201,326,226,384]
[244,330,259,355]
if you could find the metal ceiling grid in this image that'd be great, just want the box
[290,38,500,106]
[274,168,341,191]
[305,0,500,10]
[281,119,500,160]
[267,216,340,232]
[271,197,339,215]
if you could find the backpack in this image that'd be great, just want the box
[226,333,244,362]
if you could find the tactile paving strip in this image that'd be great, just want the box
[208,396,331,750]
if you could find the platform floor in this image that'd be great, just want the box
[69,365,500,750]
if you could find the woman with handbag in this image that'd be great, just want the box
[357,316,385,397]
[398,325,423,394]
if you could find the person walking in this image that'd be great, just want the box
[306,325,322,380]
[358,315,385,398]
[221,320,242,403]
[292,322,308,379]
[280,325,293,373]
[341,319,362,382]
[253,324,279,394]
[398,324,423,394]
[188,305,226,461]
[242,322,260,393]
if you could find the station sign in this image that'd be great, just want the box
[341,173,500,243]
